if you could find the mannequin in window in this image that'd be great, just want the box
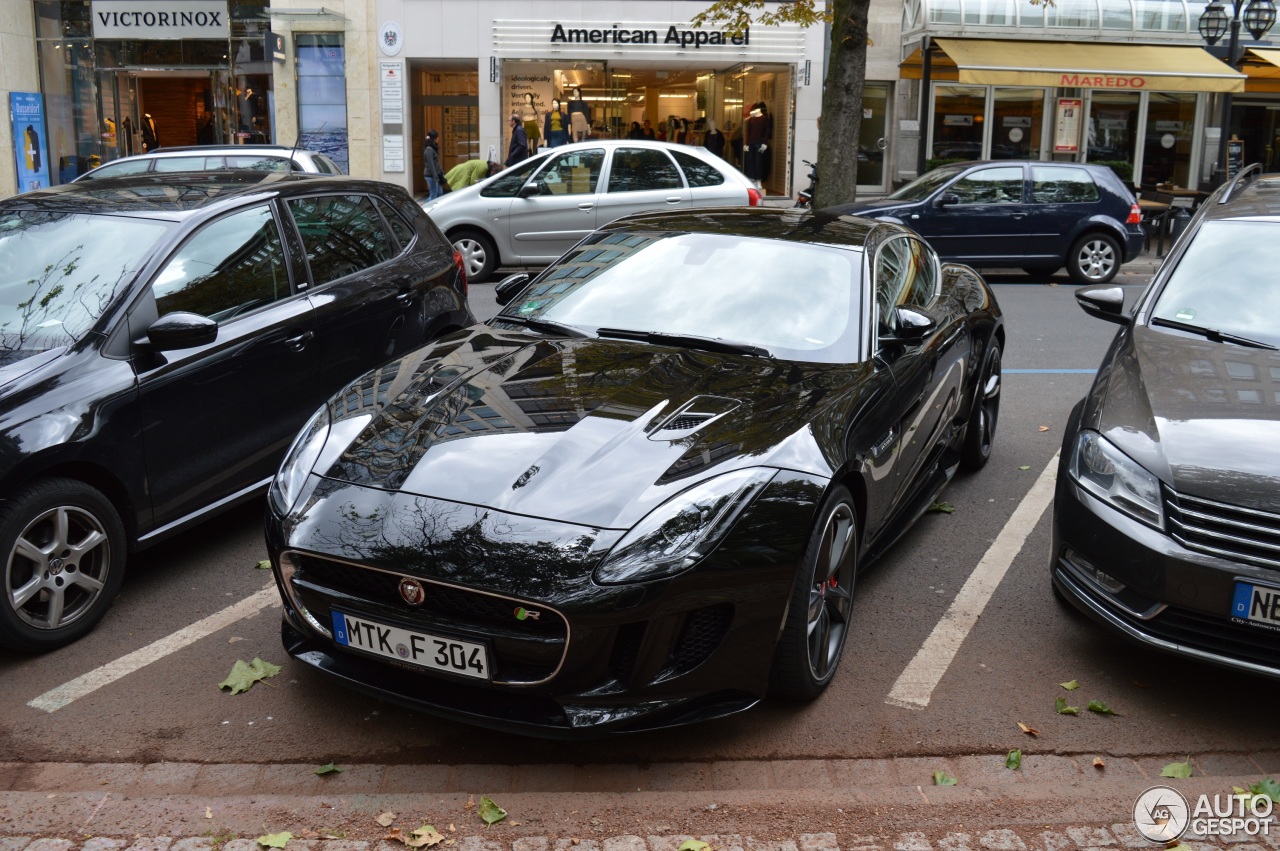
[702,117,725,160]
[544,98,569,148]
[522,92,541,155]
[567,87,590,141]
[744,103,770,188]
[641,119,656,141]
[121,116,135,156]
[141,113,160,151]
[197,113,216,145]
[675,118,690,145]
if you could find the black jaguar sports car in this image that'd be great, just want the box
[264,207,1005,736]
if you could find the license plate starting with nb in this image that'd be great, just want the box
[331,610,490,679]
[1231,581,1280,634]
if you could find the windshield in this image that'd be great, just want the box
[0,210,169,364]
[496,231,863,363]
[481,155,550,197]
[887,164,967,202]
[1150,220,1280,349]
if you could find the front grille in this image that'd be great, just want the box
[290,553,567,685]
[1151,606,1280,670]
[1165,489,1280,569]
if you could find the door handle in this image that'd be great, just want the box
[910,214,920,220]
[285,330,314,351]
[578,202,594,210]
[1010,212,1027,219]
[395,288,414,305]
[665,196,682,204]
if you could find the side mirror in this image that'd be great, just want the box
[144,311,218,350]
[934,192,960,208]
[880,307,936,345]
[1075,286,1129,325]
[518,183,541,199]
[494,272,532,306]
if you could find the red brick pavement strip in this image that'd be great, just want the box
[0,755,1277,845]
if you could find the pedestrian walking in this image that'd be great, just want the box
[422,129,444,201]
[505,114,529,166]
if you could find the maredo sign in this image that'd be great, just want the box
[1060,73,1147,88]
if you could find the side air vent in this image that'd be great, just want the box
[647,396,740,440]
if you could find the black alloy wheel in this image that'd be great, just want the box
[451,230,498,283]
[770,485,858,700]
[1067,232,1121,284]
[0,478,127,652]
[960,341,1002,470]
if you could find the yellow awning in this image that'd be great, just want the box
[900,38,1244,93]
[1242,48,1280,93]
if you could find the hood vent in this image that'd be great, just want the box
[648,396,740,440]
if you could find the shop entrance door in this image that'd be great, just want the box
[95,72,141,171]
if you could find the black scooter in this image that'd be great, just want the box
[794,160,818,208]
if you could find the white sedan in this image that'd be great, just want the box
[422,139,761,281]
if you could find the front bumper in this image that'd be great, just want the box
[266,470,826,736]
[1051,460,1280,679]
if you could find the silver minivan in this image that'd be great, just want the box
[422,140,761,281]
[75,145,344,182]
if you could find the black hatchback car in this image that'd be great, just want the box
[1053,164,1280,678]
[0,171,473,652]
[825,161,1144,284]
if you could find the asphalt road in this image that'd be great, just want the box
[2,265,1275,772]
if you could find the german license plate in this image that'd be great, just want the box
[330,610,489,679]
[1231,581,1280,633]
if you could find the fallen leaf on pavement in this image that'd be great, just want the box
[478,796,506,826]
[679,842,710,851]
[256,559,272,569]
[376,812,397,827]
[933,769,957,786]
[218,658,282,694]
[1234,777,1280,803]
[1018,465,1031,470]
[1161,757,1193,779]
[1087,699,1119,716]
[1038,426,1050,432]
[1059,679,1080,690]
[257,833,291,849]
[1093,757,1106,769]
[314,762,343,775]
[1056,698,1079,715]
[1006,749,1022,770]
[205,807,212,819]
[928,501,956,514]
[1017,721,1040,736]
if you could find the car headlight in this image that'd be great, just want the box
[270,405,331,515]
[594,468,777,585]
[1069,430,1163,529]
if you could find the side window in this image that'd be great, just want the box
[1030,166,1100,203]
[85,159,153,180]
[534,149,604,196]
[672,150,725,188]
[312,155,343,175]
[375,197,416,250]
[288,195,396,286]
[608,148,681,193]
[482,155,549,197]
[151,204,290,323]
[875,237,937,329]
[154,156,222,172]
[227,156,293,172]
[947,167,1024,205]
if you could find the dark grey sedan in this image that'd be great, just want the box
[1052,165,1280,678]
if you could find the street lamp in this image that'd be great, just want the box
[1200,0,1277,180]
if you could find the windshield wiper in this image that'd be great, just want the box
[595,327,771,357]
[1151,316,1278,350]
[490,314,590,338]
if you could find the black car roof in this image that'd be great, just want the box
[0,171,389,218]
[597,206,880,249]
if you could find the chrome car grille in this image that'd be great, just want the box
[291,553,568,685]
[1165,489,1280,569]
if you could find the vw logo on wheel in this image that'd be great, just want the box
[1134,785,1190,842]
[398,578,426,606]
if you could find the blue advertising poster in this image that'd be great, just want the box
[10,92,52,194]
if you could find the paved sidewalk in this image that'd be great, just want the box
[1,753,1275,846]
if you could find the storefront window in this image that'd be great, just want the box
[1230,102,1280,172]
[860,84,890,188]
[1143,91,1196,187]
[991,88,1043,159]
[1086,91,1139,184]
[931,85,985,168]
[1047,0,1101,28]
[296,33,348,173]
[416,67,479,191]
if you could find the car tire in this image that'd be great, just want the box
[0,478,126,653]
[769,485,858,700]
[1021,265,1059,279]
[451,230,498,284]
[1067,232,1121,284]
[960,341,1001,471]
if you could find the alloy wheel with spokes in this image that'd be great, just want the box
[1068,233,1121,284]
[771,486,859,699]
[0,478,126,652]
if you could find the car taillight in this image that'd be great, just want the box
[747,187,762,207]
[1127,203,1142,224]
[452,249,468,296]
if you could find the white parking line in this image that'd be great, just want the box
[27,582,280,713]
[886,453,1059,710]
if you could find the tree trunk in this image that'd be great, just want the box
[813,0,870,209]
